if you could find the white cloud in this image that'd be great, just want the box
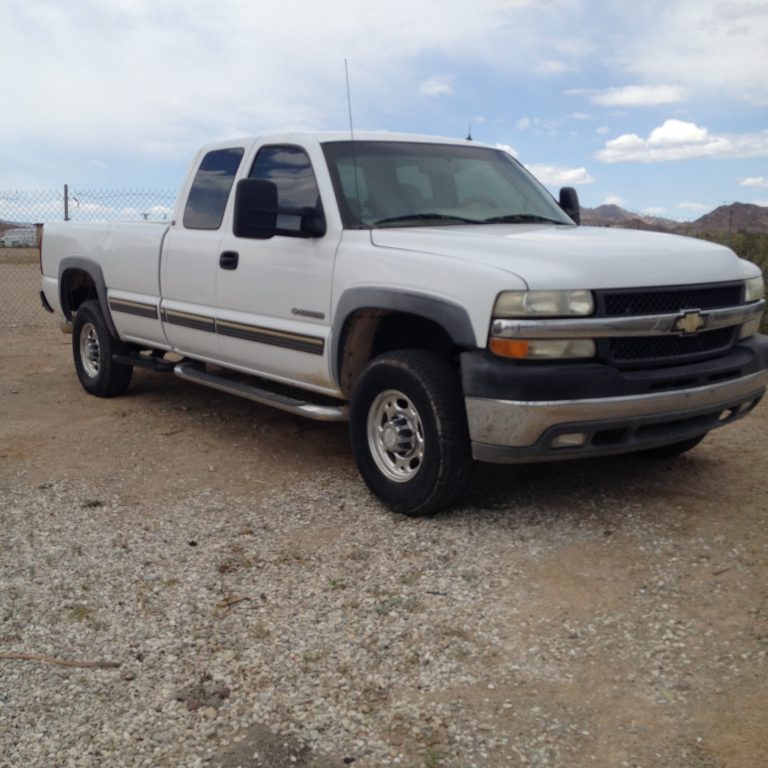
[3,0,580,169]
[525,165,594,186]
[2,0,765,192]
[536,60,570,75]
[420,76,454,97]
[677,202,709,212]
[591,85,687,107]
[512,116,562,135]
[484,0,543,6]
[740,176,767,188]
[596,120,768,163]
[643,207,668,216]
[604,195,625,206]
[647,119,708,146]
[623,0,768,104]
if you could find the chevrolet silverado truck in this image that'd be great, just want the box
[39,132,768,515]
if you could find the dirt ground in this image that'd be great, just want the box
[1,319,767,767]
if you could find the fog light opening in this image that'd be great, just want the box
[551,432,588,449]
[736,399,758,416]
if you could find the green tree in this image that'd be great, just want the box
[695,230,768,333]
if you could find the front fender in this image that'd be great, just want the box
[331,287,477,385]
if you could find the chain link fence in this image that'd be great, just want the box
[1,188,176,326]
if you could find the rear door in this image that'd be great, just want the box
[161,146,244,358]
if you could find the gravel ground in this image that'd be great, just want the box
[1,324,767,768]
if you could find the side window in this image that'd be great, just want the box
[249,146,322,232]
[183,148,244,230]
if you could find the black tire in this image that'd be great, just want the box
[72,300,133,397]
[636,434,706,459]
[349,350,472,516]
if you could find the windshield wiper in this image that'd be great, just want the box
[373,212,482,226]
[482,213,569,225]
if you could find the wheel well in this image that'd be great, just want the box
[61,268,98,319]
[338,309,460,397]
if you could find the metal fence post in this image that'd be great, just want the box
[64,184,69,221]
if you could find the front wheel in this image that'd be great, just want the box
[349,350,472,516]
[72,300,133,397]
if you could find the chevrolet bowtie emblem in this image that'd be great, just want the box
[674,310,707,335]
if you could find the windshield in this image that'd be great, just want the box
[322,140,573,229]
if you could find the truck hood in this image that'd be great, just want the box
[370,224,751,290]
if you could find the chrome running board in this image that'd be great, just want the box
[173,362,349,422]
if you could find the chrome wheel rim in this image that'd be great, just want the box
[367,389,424,483]
[79,322,101,378]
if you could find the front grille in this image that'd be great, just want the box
[602,283,743,316]
[596,282,744,368]
[609,327,737,364]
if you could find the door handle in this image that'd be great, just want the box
[219,251,239,270]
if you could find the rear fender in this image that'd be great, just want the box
[59,257,118,338]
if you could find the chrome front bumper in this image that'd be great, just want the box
[467,369,768,463]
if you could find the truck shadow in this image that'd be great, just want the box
[126,368,727,527]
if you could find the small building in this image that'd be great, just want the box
[0,227,37,247]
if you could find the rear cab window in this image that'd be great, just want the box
[183,148,244,230]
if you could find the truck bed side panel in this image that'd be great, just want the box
[42,221,169,348]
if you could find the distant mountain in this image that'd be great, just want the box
[684,203,768,234]
[581,202,768,236]
[581,204,677,232]
[581,204,632,224]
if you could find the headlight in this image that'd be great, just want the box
[741,275,764,339]
[494,290,594,318]
[745,275,765,303]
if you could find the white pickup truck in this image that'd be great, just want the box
[40,132,767,514]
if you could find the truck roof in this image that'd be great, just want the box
[198,131,492,152]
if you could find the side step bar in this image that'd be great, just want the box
[173,362,349,422]
[113,352,177,373]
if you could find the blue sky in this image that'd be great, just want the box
[2,0,767,220]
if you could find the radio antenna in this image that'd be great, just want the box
[345,59,355,140]
[344,59,363,224]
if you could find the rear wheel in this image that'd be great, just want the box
[72,300,133,397]
[349,350,472,516]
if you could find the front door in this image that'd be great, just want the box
[215,144,340,395]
